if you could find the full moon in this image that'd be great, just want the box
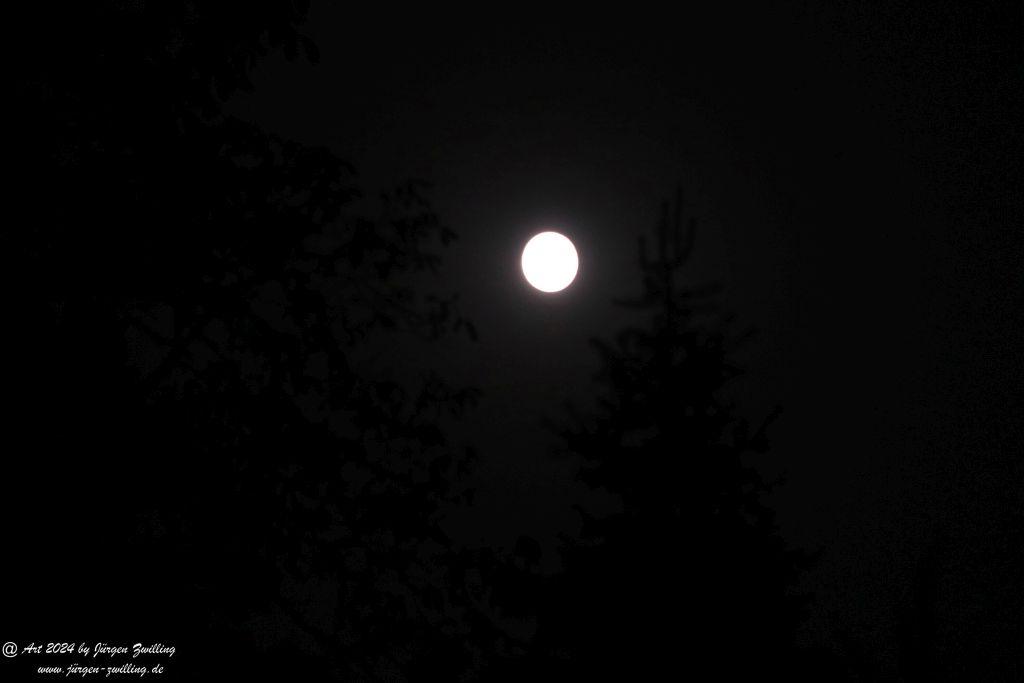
[521,231,579,293]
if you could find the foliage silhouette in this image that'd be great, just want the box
[7,2,497,680]
[513,190,846,679]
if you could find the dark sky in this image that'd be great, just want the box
[227,4,1023,670]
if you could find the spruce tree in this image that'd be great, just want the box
[535,190,812,678]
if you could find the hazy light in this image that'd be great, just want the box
[521,231,579,293]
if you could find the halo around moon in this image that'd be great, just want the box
[521,231,579,292]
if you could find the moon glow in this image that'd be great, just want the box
[521,231,579,293]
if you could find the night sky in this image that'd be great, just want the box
[228,3,1024,669]
[6,2,1023,680]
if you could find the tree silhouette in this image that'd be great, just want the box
[522,190,839,678]
[7,2,498,679]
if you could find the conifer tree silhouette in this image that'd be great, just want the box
[527,190,831,678]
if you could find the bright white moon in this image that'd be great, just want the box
[521,231,579,292]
